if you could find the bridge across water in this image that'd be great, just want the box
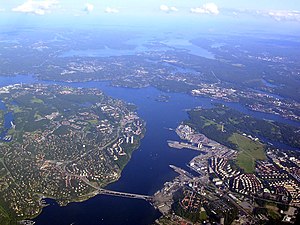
[97,188,153,201]
[71,175,153,201]
[79,165,189,203]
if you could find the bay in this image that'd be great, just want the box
[0,75,298,225]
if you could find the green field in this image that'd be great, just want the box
[200,210,208,221]
[0,199,16,225]
[229,133,266,173]
[30,97,44,104]
[88,119,98,125]
[187,105,300,149]
[0,110,4,126]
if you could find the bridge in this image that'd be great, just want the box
[97,188,153,201]
[67,175,153,202]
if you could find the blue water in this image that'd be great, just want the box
[262,79,278,88]
[0,75,299,225]
[0,101,5,110]
[0,75,36,86]
[61,47,138,58]
[250,88,283,100]
[161,39,215,59]
[60,45,172,57]
[223,101,299,127]
[60,37,215,59]
[60,36,172,58]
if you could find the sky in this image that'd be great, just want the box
[0,0,299,34]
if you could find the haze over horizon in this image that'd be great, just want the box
[0,0,300,35]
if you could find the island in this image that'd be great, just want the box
[0,84,145,225]
[0,29,299,122]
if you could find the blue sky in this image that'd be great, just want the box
[1,0,299,16]
[0,0,299,33]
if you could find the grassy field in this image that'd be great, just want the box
[8,105,23,114]
[229,133,266,173]
[266,204,281,220]
[0,110,4,127]
[200,210,208,221]
[0,202,13,225]
[30,97,44,104]
[88,119,98,125]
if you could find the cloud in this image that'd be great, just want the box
[263,10,300,22]
[160,5,179,13]
[12,0,59,15]
[170,6,179,12]
[0,8,5,12]
[84,3,94,13]
[191,3,219,15]
[229,8,300,22]
[105,7,119,14]
[160,5,169,12]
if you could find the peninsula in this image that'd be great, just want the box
[0,84,145,224]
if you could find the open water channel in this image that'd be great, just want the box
[0,75,299,225]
